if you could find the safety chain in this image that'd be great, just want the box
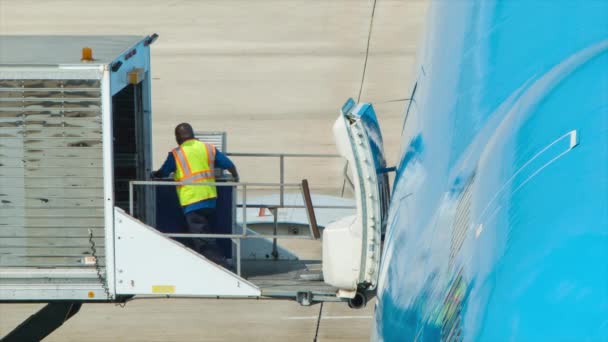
[88,229,111,301]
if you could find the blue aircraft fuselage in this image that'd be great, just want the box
[374,1,608,340]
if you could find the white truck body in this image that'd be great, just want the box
[0,35,154,301]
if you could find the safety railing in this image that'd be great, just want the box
[226,152,352,207]
[128,179,354,276]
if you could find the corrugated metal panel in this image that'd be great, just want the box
[0,79,105,270]
[195,131,227,152]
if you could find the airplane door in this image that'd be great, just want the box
[323,98,390,296]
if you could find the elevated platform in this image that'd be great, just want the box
[243,260,338,300]
[237,193,355,227]
[121,110,387,305]
[115,206,343,304]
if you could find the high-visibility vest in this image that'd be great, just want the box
[172,139,217,207]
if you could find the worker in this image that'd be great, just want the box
[152,123,239,267]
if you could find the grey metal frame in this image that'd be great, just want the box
[128,152,356,277]
[129,181,311,276]
[226,152,348,207]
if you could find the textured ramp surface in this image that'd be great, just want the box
[243,260,336,297]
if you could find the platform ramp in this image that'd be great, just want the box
[244,259,338,304]
[114,208,260,297]
[237,193,355,226]
[126,145,375,306]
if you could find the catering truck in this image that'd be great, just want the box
[0,35,390,340]
[0,35,157,302]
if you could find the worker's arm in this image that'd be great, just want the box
[151,152,176,178]
[215,150,239,182]
[226,165,239,183]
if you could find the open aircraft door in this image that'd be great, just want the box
[323,98,390,302]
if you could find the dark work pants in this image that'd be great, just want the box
[184,208,225,265]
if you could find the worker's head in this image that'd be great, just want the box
[175,123,195,145]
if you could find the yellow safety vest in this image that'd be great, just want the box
[172,139,217,207]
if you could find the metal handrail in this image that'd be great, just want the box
[165,233,312,240]
[237,204,354,209]
[227,152,340,158]
[129,180,355,212]
[128,153,354,275]
[127,179,352,275]
[129,180,301,228]
[226,152,343,206]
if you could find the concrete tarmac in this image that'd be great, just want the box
[0,0,427,340]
